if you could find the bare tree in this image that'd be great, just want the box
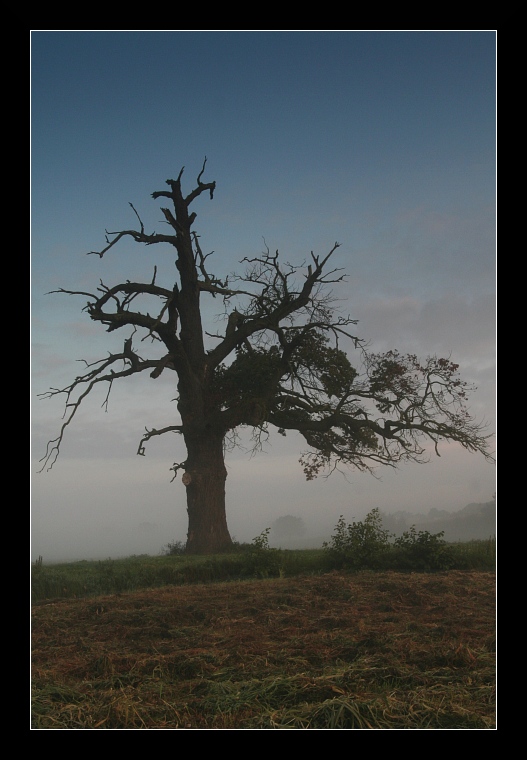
[39,161,493,554]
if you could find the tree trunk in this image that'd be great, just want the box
[183,432,233,554]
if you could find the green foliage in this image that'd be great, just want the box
[245,528,283,577]
[211,346,282,410]
[323,509,392,570]
[162,540,186,556]
[31,530,495,603]
[251,527,272,551]
[323,510,461,571]
[31,548,329,602]
[290,331,358,399]
[448,537,496,570]
[392,526,455,571]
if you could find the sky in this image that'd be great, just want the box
[31,31,496,562]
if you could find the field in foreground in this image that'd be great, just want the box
[32,570,495,729]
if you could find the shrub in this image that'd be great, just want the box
[251,528,272,552]
[391,527,455,571]
[245,528,283,577]
[324,509,392,570]
[162,540,186,556]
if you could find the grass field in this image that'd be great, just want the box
[31,569,495,729]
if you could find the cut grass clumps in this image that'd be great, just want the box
[32,571,495,729]
[264,696,392,729]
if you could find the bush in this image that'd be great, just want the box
[324,509,392,570]
[162,540,186,556]
[251,528,272,552]
[391,527,455,571]
[324,511,457,572]
[245,528,282,577]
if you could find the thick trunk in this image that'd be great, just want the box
[183,432,233,554]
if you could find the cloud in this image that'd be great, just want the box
[354,291,495,364]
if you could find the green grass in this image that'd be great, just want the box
[31,549,326,602]
[31,539,495,604]
[448,537,496,569]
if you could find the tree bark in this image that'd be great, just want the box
[183,432,232,554]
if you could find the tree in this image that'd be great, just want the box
[39,160,493,554]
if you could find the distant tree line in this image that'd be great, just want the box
[379,499,496,542]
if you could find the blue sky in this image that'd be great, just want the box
[31,31,496,561]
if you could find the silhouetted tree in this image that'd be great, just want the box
[39,160,493,553]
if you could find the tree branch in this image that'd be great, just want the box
[38,349,162,472]
[88,228,177,258]
[137,425,184,456]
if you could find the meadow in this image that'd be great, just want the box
[31,531,496,730]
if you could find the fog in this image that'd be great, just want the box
[31,433,494,563]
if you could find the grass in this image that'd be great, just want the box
[30,550,321,603]
[31,569,495,729]
[31,538,495,604]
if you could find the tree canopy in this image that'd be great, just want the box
[39,160,493,553]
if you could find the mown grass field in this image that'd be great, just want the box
[31,569,495,729]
